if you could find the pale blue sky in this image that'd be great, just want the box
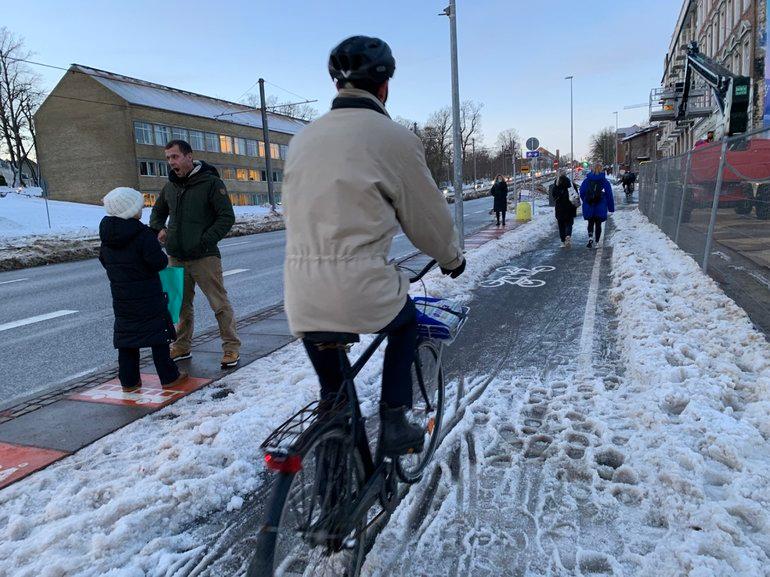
[6,0,681,158]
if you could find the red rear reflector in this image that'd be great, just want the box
[264,453,303,473]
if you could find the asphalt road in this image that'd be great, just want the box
[0,195,508,406]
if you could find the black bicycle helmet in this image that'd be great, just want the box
[328,36,395,84]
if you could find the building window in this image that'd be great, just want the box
[220,167,235,180]
[272,170,283,182]
[279,144,289,160]
[139,160,157,176]
[220,135,234,154]
[134,121,153,145]
[261,169,267,181]
[188,130,205,151]
[157,162,169,177]
[236,168,248,181]
[743,41,751,76]
[234,137,247,155]
[248,169,260,181]
[154,125,172,147]
[246,139,259,157]
[258,141,266,157]
[171,127,189,142]
[205,132,220,153]
[270,143,280,158]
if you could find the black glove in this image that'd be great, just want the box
[441,258,466,279]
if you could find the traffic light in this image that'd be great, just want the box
[582,161,590,169]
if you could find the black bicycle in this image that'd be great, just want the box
[247,260,468,577]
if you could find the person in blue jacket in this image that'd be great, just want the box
[579,163,615,248]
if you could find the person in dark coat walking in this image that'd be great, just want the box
[579,164,615,248]
[99,187,187,391]
[490,174,509,226]
[552,171,578,248]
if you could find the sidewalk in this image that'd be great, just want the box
[0,213,537,491]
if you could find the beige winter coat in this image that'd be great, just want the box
[283,88,463,336]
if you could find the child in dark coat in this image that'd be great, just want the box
[99,187,187,390]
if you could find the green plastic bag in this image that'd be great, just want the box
[159,266,184,324]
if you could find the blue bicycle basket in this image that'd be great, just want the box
[413,297,468,342]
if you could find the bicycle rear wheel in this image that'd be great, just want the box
[396,339,445,483]
[247,427,367,577]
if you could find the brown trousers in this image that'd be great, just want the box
[169,256,240,354]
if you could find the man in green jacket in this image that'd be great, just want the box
[150,139,241,368]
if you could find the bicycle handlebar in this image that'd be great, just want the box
[408,259,437,283]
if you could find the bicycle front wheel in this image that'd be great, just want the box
[396,339,445,483]
[247,426,367,577]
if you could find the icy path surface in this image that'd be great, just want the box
[362,208,770,577]
[0,212,555,577]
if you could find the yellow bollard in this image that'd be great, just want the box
[516,201,533,222]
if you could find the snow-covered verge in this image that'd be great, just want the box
[601,209,770,575]
[0,210,554,577]
[0,193,283,271]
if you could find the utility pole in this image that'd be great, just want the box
[613,111,619,178]
[258,78,276,211]
[443,0,464,248]
[565,75,574,184]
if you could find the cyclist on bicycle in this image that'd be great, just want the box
[282,36,466,457]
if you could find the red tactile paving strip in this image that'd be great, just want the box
[465,224,514,249]
[0,442,69,489]
[68,373,212,409]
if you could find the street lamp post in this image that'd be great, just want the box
[613,111,619,178]
[565,75,574,184]
[472,137,477,184]
[443,0,464,249]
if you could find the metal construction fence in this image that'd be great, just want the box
[638,126,770,334]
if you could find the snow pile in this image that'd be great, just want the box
[606,209,770,575]
[0,193,282,271]
[0,209,553,576]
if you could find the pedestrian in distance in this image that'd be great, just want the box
[150,140,241,368]
[99,187,188,391]
[579,163,615,248]
[490,174,509,227]
[552,170,579,248]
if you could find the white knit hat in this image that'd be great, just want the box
[103,187,144,219]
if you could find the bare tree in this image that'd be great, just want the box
[589,127,615,167]
[242,93,318,121]
[496,128,521,157]
[459,100,483,166]
[421,107,453,185]
[0,27,42,186]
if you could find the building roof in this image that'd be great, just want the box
[617,125,642,137]
[71,64,308,135]
[621,125,660,142]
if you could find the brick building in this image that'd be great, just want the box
[620,125,663,172]
[653,0,764,156]
[35,65,307,205]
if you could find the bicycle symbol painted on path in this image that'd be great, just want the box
[480,265,555,288]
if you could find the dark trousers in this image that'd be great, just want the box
[557,219,574,242]
[118,345,179,387]
[303,298,417,409]
[495,210,506,225]
[587,218,603,241]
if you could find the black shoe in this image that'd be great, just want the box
[587,239,594,249]
[379,404,425,456]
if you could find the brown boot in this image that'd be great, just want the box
[221,351,240,368]
[162,371,189,388]
[170,346,192,361]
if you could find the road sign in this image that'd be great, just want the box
[520,164,530,172]
[525,151,540,158]
[526,137,539,151]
